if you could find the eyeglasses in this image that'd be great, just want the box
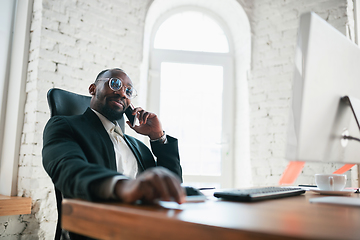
[97,77,137,99]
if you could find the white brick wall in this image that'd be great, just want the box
[0,0,357,238]
[0,0,151,238]
[248,0,354,187]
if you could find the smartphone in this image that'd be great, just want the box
[125,104,136,127]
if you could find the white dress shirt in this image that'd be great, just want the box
[91,109,138,199]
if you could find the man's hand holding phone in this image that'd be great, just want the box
[125,104,164,140]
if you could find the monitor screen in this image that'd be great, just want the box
[286,12,360,163]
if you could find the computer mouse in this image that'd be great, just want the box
[183,186,204,196]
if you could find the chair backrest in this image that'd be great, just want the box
[47,88,125,131]
[46,88,125,240]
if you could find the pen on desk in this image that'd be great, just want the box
[298,185,317,188]
[198,187,215,190]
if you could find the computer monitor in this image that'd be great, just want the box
[286,12,360,163]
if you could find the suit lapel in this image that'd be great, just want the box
[83,108,117,170]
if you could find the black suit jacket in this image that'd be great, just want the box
[42,108,182,202]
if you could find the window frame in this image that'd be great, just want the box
[0,0,33,196]
[148,8,235,188]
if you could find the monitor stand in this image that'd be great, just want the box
[279,96,360,186]
[341,96,360,142]
[341,96,360,190]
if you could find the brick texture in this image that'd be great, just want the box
[0,0,356,238]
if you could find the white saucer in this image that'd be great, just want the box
[310,189,354,196]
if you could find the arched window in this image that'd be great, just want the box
[148,10,234,188]
[154,11,229,53]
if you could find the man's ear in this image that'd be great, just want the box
[89,83,96,96]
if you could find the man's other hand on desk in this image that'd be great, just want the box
[114,167,186,204]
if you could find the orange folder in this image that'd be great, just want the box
[279,161,305,185]
[333,164,355,174]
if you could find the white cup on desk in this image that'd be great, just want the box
[315,174,347,191]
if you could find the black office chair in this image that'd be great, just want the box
[47,88,125,130]
[46,88,125,240]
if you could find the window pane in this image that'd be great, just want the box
[154,11,229,53]
[159,62,223,176]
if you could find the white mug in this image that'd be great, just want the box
[315,174,346,191]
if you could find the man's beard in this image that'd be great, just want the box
[101,104,124,121]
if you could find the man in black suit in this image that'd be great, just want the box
[42,68,185,238]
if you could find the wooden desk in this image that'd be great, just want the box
[62,192,360,240]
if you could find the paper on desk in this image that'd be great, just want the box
[309,197,360,207]
[156,200,183,210]
[155,196,207,210]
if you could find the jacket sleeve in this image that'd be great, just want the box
[42,116,120,201]
[150,135,182,182]
[124,135,182,182]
